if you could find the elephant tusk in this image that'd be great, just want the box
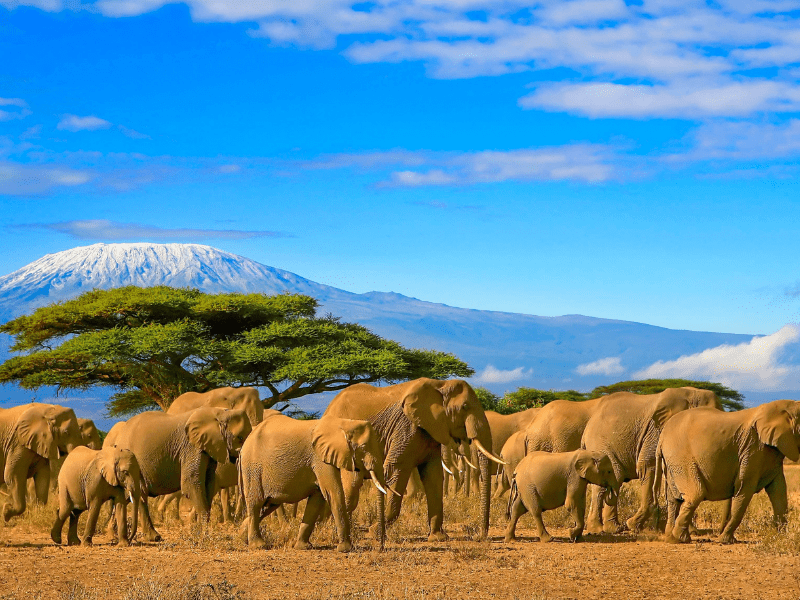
[129,491,134,504]
[441,460,454,475]
[387,484,403,497]
[460,455,478,470]
[369,471,388,495]
[473,439,508,465]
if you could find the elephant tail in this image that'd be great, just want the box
[507,475,519,521]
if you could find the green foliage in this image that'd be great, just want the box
[0,286,473,417]
[495,387,587,414]
[589,378,745,411]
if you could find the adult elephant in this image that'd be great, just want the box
[655,400,800,544]
[582,387,722,533]
[323,378,504,541]
[167,386,264,427]
[0,403,83,521]
[524,397,607,455]
[104,406,252,541]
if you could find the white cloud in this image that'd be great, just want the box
[634,324,800,391]
[18,219,289,241]
[0,97,31,121]
[57,114,113,132]
[576,356,625,376]
[473,365,532,384]
[0,163,93,195]
[117,125,150,139]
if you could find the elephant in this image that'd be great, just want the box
[465,407,541,497]
[505,449,619,543]
[104,406,252,541]
[0,402,83,521]
[323,378,505,541]
[156,400,273,524]
[581,387,722,533]
[77,418,103,450]
[493,430,527,500]
[240,412,397,552]
[51,445,141,547]
[655,399,800,544]
[524,397,607,455]
[441,440,467,496]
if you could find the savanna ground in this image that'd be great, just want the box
[2,468,800,600]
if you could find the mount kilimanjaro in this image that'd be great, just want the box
[0,243,754,420]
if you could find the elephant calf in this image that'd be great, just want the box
[51,446,141,547]
[240,413,397,552]
[505,450,619,543]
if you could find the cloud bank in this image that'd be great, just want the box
[576,356,625,376]
[635,325,800,391]
[16,220,289,241]
[474,365,532,384]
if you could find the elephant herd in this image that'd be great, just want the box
[1,380,799,552]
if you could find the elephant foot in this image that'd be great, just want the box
[688,524,700,536]
[716,532,736,545]
[603,521,625,534]
[80,538,93,547]
[67,535,80,546]
[294,540,312,550]
[569,528,584,542]
[585,520,603,534]
[117,538,130,548]
[50,525,62,545]
[249,536,267,549]
[336,541,353,553]
[141,530,162,543]
[2,504,12,522]
[625,516,645,532]
[428,531,448,542]
[538,532,552,543]
[504,533,516,543]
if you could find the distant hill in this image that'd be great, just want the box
[0,242,760,425]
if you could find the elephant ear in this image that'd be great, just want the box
[312,418,356,470]
[401,380,451,446]
[575,454,595,479]
[651,393,689,431]
[14,407,58,460]
[97,450,119,487]
[754,407,799,462]
[185,408,229,464]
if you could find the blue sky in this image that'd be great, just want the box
[2,0,800,337]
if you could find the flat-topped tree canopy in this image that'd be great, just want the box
[0,286,473,417]
[589,379,745,411]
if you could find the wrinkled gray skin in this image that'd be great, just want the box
[581,387,722,533]
[0,403,83,521]
[505,450,619,543]
[324,378,502,541]
[240,413,392,552]
[656,400,800,545]
[51,446,141,547]
[104,407,251,541]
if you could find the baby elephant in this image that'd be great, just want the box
[51,446,141,547]
[505,450,619,543]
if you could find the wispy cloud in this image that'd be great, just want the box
[576,356,625,376]
[0,97,32,121]
[634,325,800,391]
[15,219,290,241]
[117,124,150,139]
[0,163,93,195]
[57,114,112,132]
[473,364,532,384]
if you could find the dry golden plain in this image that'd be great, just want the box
[2,467,800,599]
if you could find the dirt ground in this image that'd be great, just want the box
[2,470,800,599]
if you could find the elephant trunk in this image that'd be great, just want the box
[464,412,493,540]
[126,476,140,543]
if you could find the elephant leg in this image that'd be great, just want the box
[139,496,162,542]
[585,484,604,533]
[418,460,447,542]
[2,475,27,522]
[80,500,104,546]
[51,495,72,545]
[219,487,232,524]
[567,492,587,541]
[104,498,118,539]
[493,470,511,501]
[504,495,527,542]
[369,468,411,539]
[321,470,353,553]
[246,496,269,548]
[668,494,702,544]
[116,497,130,547]
[627,469,656,532]
[296,492,326,550]
[765,472,788,530]
[717,490,755,545]
[602,489,623,533]
[32,465,51,505]
[665,485,679,534]
[67,509,82,546]
[717,498,732,535]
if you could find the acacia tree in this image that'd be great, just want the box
[0,286,473,416]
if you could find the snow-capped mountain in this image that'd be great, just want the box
[0,242,764,425]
